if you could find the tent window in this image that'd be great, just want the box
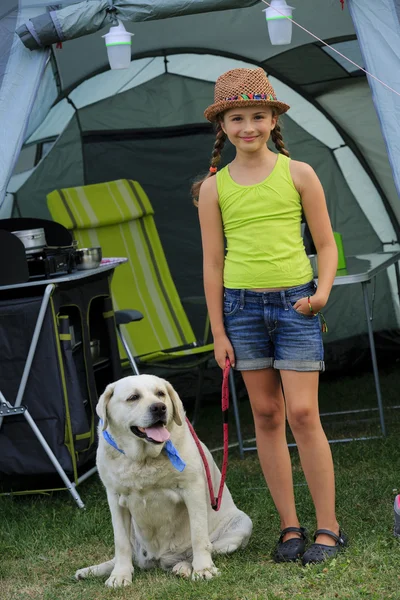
[322,40,364,74]
[40,141,56,163]
[12,145,36,174]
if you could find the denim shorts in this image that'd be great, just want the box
[223,281,324,372]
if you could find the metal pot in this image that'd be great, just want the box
[11,228,47,254]
[75,247,102,270]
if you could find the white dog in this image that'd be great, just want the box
[75,375,252,587]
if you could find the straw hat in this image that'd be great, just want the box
[204,67,290,122]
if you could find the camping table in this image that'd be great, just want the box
[241,251,400,454]
[323,252,400,439]
[0,260,126,507]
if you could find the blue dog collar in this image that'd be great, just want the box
[99,419,186,471]
[102,424,125,454]
[164,440,186,472]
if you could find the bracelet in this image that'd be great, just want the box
[308,295,329,332]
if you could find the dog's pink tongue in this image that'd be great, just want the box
[145,425,170,442]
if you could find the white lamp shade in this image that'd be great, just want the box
[102,20,134,70]
[263,0,294,46]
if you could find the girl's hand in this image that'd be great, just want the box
[213,333,236,369]
[293,294,326,316]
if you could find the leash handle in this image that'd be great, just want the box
[221,357,230,411]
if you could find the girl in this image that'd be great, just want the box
[193,68,347,566]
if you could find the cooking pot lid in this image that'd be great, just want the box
[11,228,45,237]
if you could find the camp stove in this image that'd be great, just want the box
[26,246,77,279]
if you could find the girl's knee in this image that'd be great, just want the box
[287,406,320,433]
[253,402,285,431]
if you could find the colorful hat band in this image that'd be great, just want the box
[224,93,277,102]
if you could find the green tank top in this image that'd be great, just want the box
[217,154,313,289]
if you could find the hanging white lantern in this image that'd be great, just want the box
[102,20,134,70]
[263,0,294,46]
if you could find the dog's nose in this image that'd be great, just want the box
[149,402,167,417]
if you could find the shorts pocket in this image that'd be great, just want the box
[288,300,316,320]
[223,298,240,318]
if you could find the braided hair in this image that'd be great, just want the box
[191,121,227,206]
[271,120,290,157]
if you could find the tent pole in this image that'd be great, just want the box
[49,46,62,98]
[66,97,87,185]
[361,281,386,437]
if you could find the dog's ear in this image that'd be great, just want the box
[96,382,116,430]
[165,381,183,426]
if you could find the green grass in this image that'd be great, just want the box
[1,364,400,600]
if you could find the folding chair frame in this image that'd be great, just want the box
[0,285,88,508]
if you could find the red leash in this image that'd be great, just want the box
[186,358,230,511]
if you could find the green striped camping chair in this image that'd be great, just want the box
[47,180,243,452]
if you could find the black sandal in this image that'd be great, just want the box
[273,526,308,563]
[302,528,348,566]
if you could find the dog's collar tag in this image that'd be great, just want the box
[164,440,186,472]
[100,419,125,454]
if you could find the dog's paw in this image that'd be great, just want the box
[105,572,133,588]
[172,561,192,579]
[191,564,220,581]
[75,567,93,580]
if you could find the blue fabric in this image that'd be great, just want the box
[103,429,125,454]
[99,419,186,470]
[348,0,400,199]
[99,419,125,453]
[0,11,50,210]
[164,440,186,472]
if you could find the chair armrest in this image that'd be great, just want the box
[115,309,144,325]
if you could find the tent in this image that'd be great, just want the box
[1,0,400,367]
